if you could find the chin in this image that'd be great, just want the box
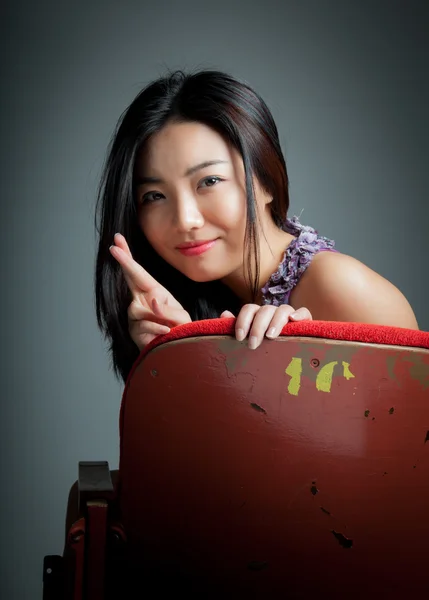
[180,267,229,284]
[185,273,220,283]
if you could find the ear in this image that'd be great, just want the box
[261,190,274,207]
[253,177,273,205]
[261,190,273,206]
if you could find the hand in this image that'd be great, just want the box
[109,233,192,351]
[220,304,312,349]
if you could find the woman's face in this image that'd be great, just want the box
[135,120,272,285]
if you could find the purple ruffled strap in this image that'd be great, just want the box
[261,216,336,306]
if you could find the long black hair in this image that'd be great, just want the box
[95,69,290,383]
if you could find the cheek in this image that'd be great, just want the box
[212,188,247,230]
[139,210,165,250]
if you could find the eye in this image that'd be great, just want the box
[199,176,223,188]
[140,191,164,205]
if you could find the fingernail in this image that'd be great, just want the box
[266,327,276,338]
[236,328,245,342]
[248,336,258,350]
[290,312,302,320]
[114,232,121,238]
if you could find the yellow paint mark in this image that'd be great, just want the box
[316,361,338,393]
[285,357,302,396]
[342,361,355,380]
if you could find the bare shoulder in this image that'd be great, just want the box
[289,251,419,329]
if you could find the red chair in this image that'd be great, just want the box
[43,319,429,599]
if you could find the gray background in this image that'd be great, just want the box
[1,0,428,597]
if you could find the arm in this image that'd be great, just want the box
[289,251,419,329]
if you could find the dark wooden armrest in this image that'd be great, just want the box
[64,464,119,552]
[78,461,114,514]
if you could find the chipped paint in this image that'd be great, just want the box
[331,531,353,549]
[407,356,429,390]
[316,361,338,392]
[310,485,319,496]
[384,352,429,390]
[285,355,357,396]
[250,402,267,414]
[217,338,250,374]
[289,340,359,385]
[342,361,355,380]
[285,357,302,396]
[385,354,399,385]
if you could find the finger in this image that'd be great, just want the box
[128,303,164,324]
[220,310,235,318]
[129,301,187,329]
[109,243,159,295]
[265,304,298,338]
[152,297,191,326]
[110,233,134,290]
[246,305,280,349]
[235,304,274,343]
[133,320,171,337]
[113,233,132,257]
[289,307,313,322]
[129,317,171,352]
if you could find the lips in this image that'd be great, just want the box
[176,239,218,257]
[176,239,216,249]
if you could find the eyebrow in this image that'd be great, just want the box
[136,160,229,185]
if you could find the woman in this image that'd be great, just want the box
[95,69,418,383]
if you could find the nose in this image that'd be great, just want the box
[173,193,204,232]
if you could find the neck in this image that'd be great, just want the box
[222,224,294,305]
